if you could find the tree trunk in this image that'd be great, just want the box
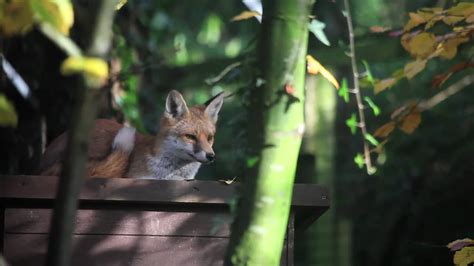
[225,0,315,265]
[45,1,118,266]
[310,77,338,265]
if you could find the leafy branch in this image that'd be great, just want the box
[343,0,375,174]
[370,2,474,142]
[44,1,120,266]
[374,3,474,94]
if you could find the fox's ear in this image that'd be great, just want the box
[165,90,189,119]
[204,92,224,124]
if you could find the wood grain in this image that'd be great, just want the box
[5,209,231,237]
[0,175,329,266]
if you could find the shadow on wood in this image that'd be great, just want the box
[0,176,329,266]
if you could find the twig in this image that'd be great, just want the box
[418,74,474,111]
[205,61,243,85]
[343,0,374,174]
[39,23,82,57]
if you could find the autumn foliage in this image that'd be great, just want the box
[372,2,474,141]
[375,3,474,93]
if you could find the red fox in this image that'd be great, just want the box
[39,90,224,180]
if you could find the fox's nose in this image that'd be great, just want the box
[206,152,215,162]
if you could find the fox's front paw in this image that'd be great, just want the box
[113,126,136,153]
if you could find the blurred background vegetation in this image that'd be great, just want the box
[1,0,473,265]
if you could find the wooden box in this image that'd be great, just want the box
[0,176,329,266]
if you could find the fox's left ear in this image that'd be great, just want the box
[204,92,225,124]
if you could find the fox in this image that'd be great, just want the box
[39,90,224,180]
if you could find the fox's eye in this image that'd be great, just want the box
[208,135,214,142]
[184,134,197,141]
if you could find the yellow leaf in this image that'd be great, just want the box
[400,34,411,52]
[0,94,18,127]
[404,12,426,31]
[0,0,34,36]
[231,10,261,22]
[306,55,321,75]
[439,37,469,59]
[374,78,397,94]
[116,0,127,10]
[453,246,474,266]
[443,16,465,25]
[419,9,444,29]
[399,106,421,134]
[466,14,474,23]
[408,32,437,59]
[404,59,427,79]
[424,19,438,30]
[373,121,396,138]
[416,11,436,21]
[410,12,426,23]
[306,55,340,89]
[61,56,109,82]
[419,7,443,14]
[447,2,474,18]
[30,0,74,35]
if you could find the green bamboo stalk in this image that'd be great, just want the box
[311,78,337,266]
[225,0,315,265]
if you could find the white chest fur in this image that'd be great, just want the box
[143,154,201,180]
[136,136,202,180]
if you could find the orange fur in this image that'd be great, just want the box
[39,90,224,180]
[40,119,129,178]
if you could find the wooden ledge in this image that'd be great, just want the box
[0,175,329,229]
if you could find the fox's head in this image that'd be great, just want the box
[160,90,224,164]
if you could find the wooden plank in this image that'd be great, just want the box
[0,176,329,207]
[0,175,329,229]
[0,176,235,204]
[5,234,289,266]
[4,234,229,266]
[0,206,4,253]
[5,209,231,237]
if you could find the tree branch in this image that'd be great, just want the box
[343,0,374,174]
[418,74,474,111]
[45,1,118,266]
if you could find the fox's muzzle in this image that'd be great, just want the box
[205,152,215,162]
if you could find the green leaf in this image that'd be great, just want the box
[354,153,365,169]
[308,19,330,46]
[338,78,349,103]
[364,96,381,116]
[364,133,380,146]
[359,77,374,88]
[246,156,259,168]
[362,60,374,84]
[345,113,358,135]
[0,94,18,127]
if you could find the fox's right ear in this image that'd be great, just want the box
[165,90,189,119]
